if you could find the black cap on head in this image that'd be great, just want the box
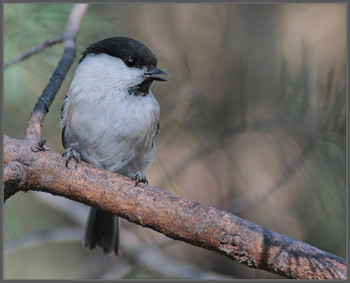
[80,37,158,69]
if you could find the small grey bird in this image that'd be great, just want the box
[60,36,168,256]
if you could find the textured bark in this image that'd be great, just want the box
[25,4,88,140]
[3,135,346,279]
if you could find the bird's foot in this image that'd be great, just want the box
[132,172,148,186]
[62,147,81,167]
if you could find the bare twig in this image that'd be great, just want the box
[4,226,82,254]
[4,36,64,69]
[3,135,346,279]
[25,4,89,140]
[14,192,232,279]
[120,231,232,279]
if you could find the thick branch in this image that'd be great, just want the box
[3,135,346,279]
[25,4,89,140]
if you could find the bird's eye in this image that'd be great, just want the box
[125,57,135,67]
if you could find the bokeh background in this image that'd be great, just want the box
[3,3,346,279]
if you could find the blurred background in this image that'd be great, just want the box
[3,3,346,279]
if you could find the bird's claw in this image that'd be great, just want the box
[132,172,148,186]
[62,147,81,167]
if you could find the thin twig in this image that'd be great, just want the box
[33,192,231,279]
[6,192,230,279]
[25,4,89,140]
[4,36,64,69]
[4,226,82,254]
[120,232,232,279]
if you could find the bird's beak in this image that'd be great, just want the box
[145,68,169,82]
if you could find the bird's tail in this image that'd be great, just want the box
[83,207,119,256]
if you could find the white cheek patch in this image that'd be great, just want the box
[74,53,146,92]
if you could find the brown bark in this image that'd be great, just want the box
[3,135,346,279]
[25,4,89,140]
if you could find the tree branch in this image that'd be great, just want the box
[4,222,230,279]
[32,192,232,279]
[3,3,346,280]
[4,226,82,254]
[4,36,64,69]
[3,135,346,279]
[25,4,89,140]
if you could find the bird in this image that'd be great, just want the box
[60,36,168,256]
